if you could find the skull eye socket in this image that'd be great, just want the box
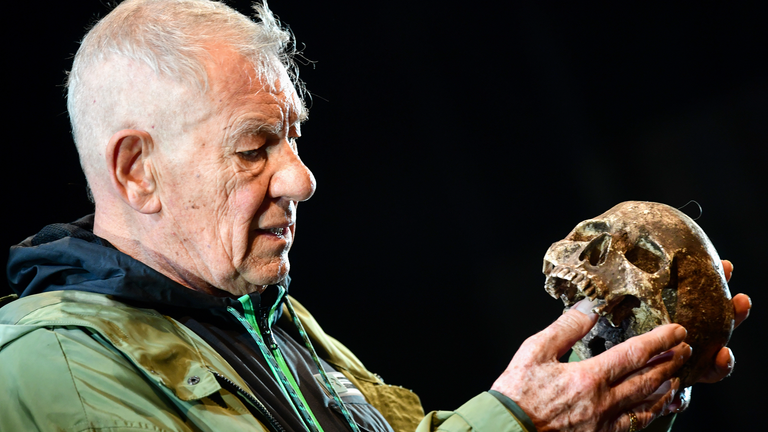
[572,220,610,242]
[625,238,664,273]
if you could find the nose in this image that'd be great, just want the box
[579,233,611,266]
[269,141,316,202]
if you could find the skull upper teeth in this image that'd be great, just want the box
[544,263,593,302]
[268,228,284,236]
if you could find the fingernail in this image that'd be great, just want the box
[674,326,687,344]
[656,379,672,395]
[726,347,735,376]
[666,399,681,414]
[682,343,693,359]
[574,298,598,316]
[647,350,674,364]
[670,378,680,401]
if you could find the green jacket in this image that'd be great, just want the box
[0,291,533,432]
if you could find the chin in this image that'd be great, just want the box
[241,260,290,288]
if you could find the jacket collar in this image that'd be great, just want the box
[7,214,289,320]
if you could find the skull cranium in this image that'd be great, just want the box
[543,201,734,387]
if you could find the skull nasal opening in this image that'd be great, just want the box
[579,233,611,266]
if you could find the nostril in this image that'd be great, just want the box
[579,233,611,266]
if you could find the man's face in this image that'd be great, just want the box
[152,47,315,296]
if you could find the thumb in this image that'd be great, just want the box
[536,298,599,360]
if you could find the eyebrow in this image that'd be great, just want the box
[294,104,309,124]
[228,117,281,141]
[224,87,309,140]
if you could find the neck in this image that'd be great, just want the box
[93,208,230,296]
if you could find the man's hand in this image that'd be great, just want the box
[491,300,691,432]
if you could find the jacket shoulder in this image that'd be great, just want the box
[2,291,235,399]
[0,298,194,431]
[0,291,268,432]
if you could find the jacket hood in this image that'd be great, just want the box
[6,215,288,312]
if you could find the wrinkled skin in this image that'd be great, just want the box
[97,45,316,296]
[542,201,733,387]
[493,299,690,432]
[147,48,315,295]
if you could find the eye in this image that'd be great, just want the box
[625,237,664,273]
[237,148,266,162]
[571,220,610,242]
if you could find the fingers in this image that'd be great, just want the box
[645,378,680,417]
[722,260,751,328]
[611,410,641,432]
[595,324,688,383]
[722,259,733,282]
[693,291,749,384]
[663,386,692,415]
[697,346,735,383]
[532,298,599,360]
[611,378,680,432]
[612,380,677,432]
[642,378,681,425]
[733,293,751,328]
[610,341,691,409]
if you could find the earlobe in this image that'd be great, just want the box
[106,129,161,214]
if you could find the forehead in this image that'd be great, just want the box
[206,45,306,128]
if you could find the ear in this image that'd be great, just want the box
[105,129,161,214]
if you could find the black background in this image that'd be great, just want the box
[3,1,766,430]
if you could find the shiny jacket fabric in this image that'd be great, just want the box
[1,217,535,432]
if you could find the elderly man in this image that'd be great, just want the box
[0,1,750,431]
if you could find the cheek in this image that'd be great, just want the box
[230,179,267,220]
[225,176,270,245]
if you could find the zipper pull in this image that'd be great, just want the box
[260,314,279,350]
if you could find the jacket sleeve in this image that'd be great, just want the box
[416,392,535,432]
[0,325,195,432]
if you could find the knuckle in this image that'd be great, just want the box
[521,332,544,349]
[617,340,646,370]
[624,342,640,362]
[554,311,590,334]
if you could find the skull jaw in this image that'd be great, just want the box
[570,302,669,361]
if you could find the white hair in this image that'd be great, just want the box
[66,0,305,198]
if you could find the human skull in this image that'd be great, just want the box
[543,201,733,387]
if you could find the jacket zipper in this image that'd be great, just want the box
[228,303,319,432]
[260,310,278,350]
[208,368,286,432]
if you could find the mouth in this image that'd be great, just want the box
[255,226,291,240]
[544,261,595,303]
[544,261,617,316]
[543,261,641,328]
